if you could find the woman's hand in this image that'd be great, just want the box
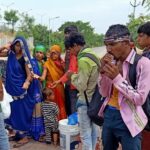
[4,43,11,50]
[51,80,61,88]
[22,81,30,90]
[32,73,40,79]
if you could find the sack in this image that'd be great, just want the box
[82,53,104,126]
[129,53,150,131]
[0,84,13,119]
[84,85,104,126]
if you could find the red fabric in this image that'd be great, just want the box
[60,54,78,89]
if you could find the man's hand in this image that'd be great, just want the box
[103,62,119,80]
[100,53,114,74]
[66,71,74,80]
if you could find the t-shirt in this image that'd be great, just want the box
[108,86,120,109]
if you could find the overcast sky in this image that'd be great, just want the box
[0,0,146,34]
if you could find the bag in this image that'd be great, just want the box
[129,53,150,131]
[68,112,78,125]
[82,53,104,126]
[0,84,13,119]
[84,85,104,126]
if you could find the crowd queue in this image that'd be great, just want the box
[0,22,150,150]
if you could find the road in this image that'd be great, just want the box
[10,140,60,150]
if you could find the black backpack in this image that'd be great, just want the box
[129,53,150,131]
[82,53,104,126]
[83,53,150,128]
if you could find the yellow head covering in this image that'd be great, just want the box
[50,45,61,53]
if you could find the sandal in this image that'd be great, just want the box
[13,138,29,148]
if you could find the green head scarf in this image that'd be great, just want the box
[35,45,46,54]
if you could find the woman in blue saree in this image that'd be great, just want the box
[4,36,37,147]
[30,45,46,141]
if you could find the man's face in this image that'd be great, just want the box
[105,41,125,60]
[137,33,150,49]
[64,33,69,38]
[69,44,79,56]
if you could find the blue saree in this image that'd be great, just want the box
[30,58,45,140]
[5,36,36,131]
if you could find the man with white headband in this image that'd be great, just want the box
[98,24,150,150]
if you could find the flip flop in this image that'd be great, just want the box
[13,140,29,148]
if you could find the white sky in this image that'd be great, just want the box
[0,0,147,34]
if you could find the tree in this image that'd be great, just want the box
[4,10,19,34]
[50,32,64,50]
[17,13,35,38]
[127,14,150,45]
[31,24,50,50]
[142,0,150,10]
[58,21,104,47]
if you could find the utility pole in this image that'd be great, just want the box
[48,16,60,47]
[130,0,140,19]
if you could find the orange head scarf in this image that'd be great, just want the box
[49,45,62,54]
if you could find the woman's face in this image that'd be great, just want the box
[14,42,22,54]
[35,51,44,61]
[50,51,60,61]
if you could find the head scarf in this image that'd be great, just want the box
[35,45,46,54]
[5,36,33,97]
[50,45,62,53]
[104,34,130,43]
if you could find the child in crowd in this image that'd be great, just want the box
[42,88,59,145]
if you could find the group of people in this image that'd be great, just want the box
[0,25,82,149]
[0,22,150,150]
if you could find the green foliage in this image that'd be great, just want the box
[17,13,35,37]
[58,21,104,47]
[127,14,150,46]
[50,32,64,50]
[5,12,103,51]
[31,24,50,50]
[4,9,19,33]
[142,0,150,10]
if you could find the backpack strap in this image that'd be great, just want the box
[82,53,100,70]
[82,53,100,107]
[129,53,142,88]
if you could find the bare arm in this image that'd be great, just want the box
[0,44,11,57]
[0,78,3,101]
[39,67,47,81]
[0,52,8,57]
[22,64,32,89]
[25,64,32,82]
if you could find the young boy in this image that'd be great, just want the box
[42,88,59,145]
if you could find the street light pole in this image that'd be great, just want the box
[48,16,60,47]
[39,13,46,25]
[23,9,32,15]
